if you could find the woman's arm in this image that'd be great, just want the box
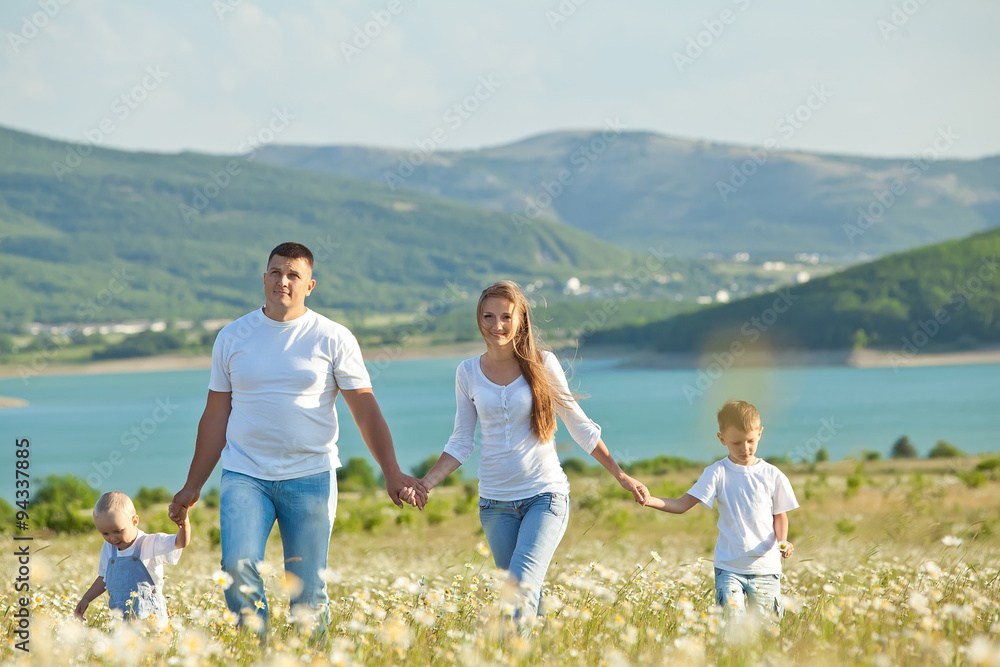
[589,439,649,503]
[421,453,463,490]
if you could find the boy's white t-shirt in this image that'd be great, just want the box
[209,307,372,480]
[687,457,799,574]
[97,531,182,591]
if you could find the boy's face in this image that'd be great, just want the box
[718,424,763,466]
[94,510,139,550]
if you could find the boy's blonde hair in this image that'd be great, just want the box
[94,491,137,519]
[717,400,761,432]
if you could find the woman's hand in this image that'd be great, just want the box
[617,473,649,505]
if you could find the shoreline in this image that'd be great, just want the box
[1,342,997,382]
[0,342,488,381]
[566,344,1000,370]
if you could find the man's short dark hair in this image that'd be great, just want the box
[268,242,314,269]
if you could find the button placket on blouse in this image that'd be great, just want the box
[501,385,511,444]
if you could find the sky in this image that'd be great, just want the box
[1,0,998,160]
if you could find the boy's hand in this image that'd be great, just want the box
[778,541,794,558]
[74,599,88,621]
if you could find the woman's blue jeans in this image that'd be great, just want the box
[478,492,570,615]
[220,469,337,630]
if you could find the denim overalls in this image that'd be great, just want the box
[105,543,168,621]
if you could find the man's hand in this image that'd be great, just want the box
[385,470,428,510]
[169,487,200,525]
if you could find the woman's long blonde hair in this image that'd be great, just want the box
[477,280,568,443]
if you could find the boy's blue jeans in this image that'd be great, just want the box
[478,492,570,616]
[714,567,783,620]
[220,469,337,630]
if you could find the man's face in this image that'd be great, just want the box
[263,255,315,318]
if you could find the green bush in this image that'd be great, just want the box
[814,447,829,463]
[891,436,917,459]
[31,475,100,533]
[202,487,220,509]
[134,486,172,509]
[337,457,378,492]
[561,457,596,475]
[928,440,964,458]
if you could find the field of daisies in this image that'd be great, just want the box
[4,457,1000,666]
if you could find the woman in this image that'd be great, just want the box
[417,280,648,616]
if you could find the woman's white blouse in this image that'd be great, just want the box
[443,351,602,501]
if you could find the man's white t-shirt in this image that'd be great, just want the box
[97,531,181,591]
[209,307,372,480]
[687,457,799,574]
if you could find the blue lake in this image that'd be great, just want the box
[1,355,997,499]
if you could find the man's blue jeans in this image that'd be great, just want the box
[220,469,337,629]
[714,567,783,620]
[478,492,570,615]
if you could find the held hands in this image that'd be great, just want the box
[617,473,650,505]
[386,471,428,510]
[169,487,200,526]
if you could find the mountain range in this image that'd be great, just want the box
[256,129,1000,258]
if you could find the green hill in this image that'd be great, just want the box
[0,125,651,326]
[586,228,1000,352]
[257,130,1000,258]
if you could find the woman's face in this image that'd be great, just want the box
[480,296,520,348]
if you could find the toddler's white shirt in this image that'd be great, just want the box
[97,531,181,591]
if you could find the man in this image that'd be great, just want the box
[169,242,427,630]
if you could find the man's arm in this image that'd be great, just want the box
[341,388,428,508]
[643,492,700,514]
[169,390,232,524]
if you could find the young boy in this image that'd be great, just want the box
[74,491,191,622]
[642,400,798,619]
